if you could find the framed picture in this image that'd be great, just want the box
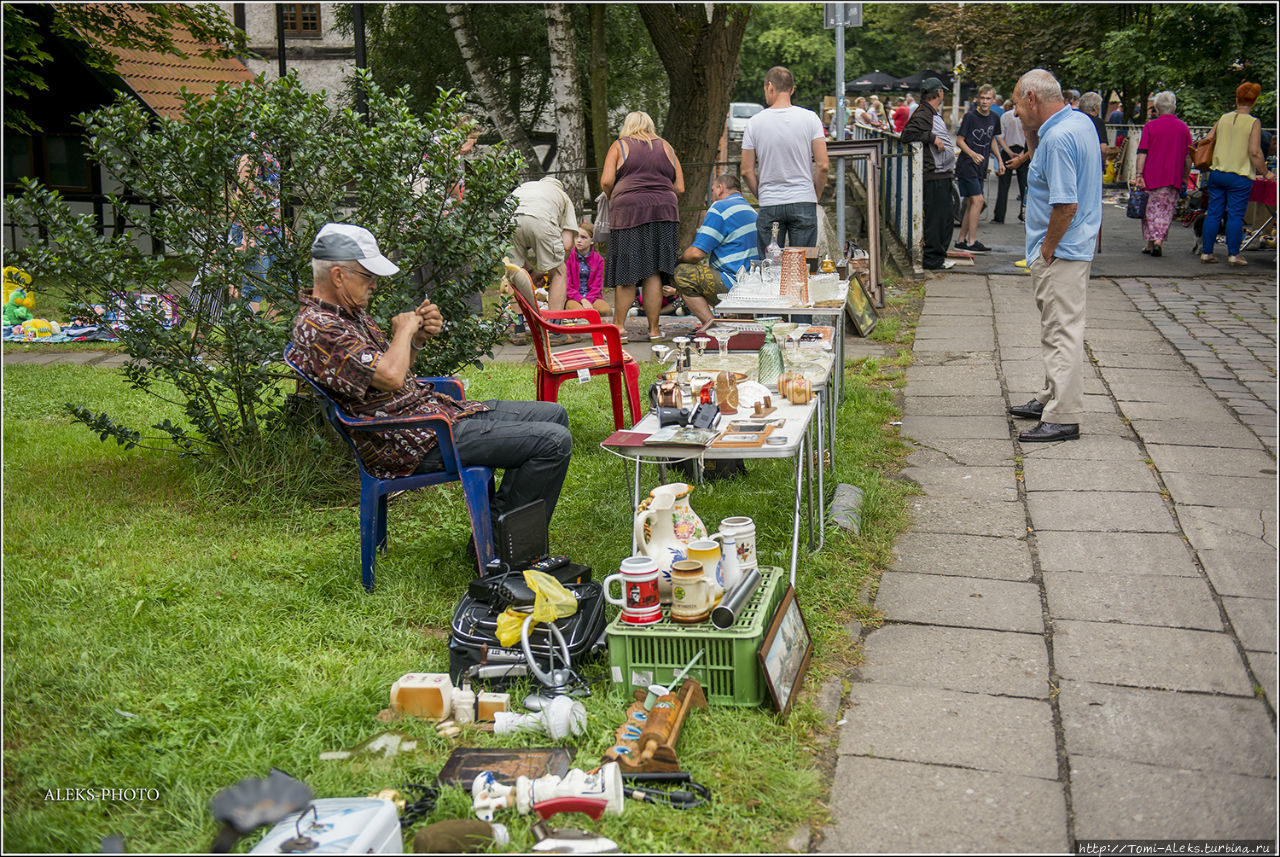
[844,272,878,337]
[757,586,812,719]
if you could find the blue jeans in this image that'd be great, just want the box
[1201,170,1254,256]
[756,203,818,255]
[228,224,276,305]
[415,400,572,525]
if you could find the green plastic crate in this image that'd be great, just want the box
[606,566,787,706]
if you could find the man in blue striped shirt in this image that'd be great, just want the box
[673,173,760,324]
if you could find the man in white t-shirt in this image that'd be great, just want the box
[740,66,830,254]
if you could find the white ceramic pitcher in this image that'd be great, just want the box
[633,492,686,603]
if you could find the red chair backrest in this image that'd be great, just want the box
[507,282,554,370]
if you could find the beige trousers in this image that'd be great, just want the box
[1029,255,1090,425]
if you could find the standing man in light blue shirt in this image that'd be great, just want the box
[1006,68,1102,443]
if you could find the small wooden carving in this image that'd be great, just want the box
[752,397,776,418]
[715,371,739,414]
[603,680,707,774]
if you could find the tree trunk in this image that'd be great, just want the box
[638,3,751,247]
[588,4,609,199]
[544,2,588,207]
[445,3,541,171]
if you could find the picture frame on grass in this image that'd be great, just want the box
[758,586,812,719]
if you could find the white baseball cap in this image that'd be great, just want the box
[311,223,400,276]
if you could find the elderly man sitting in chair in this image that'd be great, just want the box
[291,223,573,539]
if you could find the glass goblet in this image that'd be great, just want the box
[710,327,733,365]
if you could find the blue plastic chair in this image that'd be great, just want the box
[284,344,496,592]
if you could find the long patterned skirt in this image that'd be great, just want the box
[1141,186,1180,244]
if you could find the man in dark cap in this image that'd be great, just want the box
[899,77,956,270]
[291,223,573,529]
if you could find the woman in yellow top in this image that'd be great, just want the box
[1199,82,1275,266]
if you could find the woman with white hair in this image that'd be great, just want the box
[1133,90,1192,256]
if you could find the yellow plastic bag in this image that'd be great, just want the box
[494,570,579,647]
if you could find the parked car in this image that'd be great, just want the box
[727,102,765,141]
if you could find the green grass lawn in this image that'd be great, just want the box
[2,339,916,853]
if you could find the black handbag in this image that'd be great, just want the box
[448,572,606,688]
[1126,187,1149,219]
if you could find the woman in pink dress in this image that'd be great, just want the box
[1133,91,1193,257]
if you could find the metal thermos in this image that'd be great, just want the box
[711,567,762,629]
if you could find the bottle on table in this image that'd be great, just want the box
[766,222,783,267]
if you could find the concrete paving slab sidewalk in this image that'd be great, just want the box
[822,270,1277,852]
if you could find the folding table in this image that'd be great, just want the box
[602,399,821,586]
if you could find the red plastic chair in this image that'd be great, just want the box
[507,277,642,429]
[284,344,496,592]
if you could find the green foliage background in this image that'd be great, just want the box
[342,4,668,170]
[4,74,521,463]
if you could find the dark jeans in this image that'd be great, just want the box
[756,202,818,255]
[994,146,1028,222]
[416,400,572,525]
[922,178,955,269]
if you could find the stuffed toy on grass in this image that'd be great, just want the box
[21,318,59,339]
[4,287,35,327]
[3,267,35,328]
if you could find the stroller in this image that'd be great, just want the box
[1182,179,1209,254]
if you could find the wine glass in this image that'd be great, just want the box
[785,323,809,359]
[709,326,733,365]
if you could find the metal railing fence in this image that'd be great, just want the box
[849,124,922,271]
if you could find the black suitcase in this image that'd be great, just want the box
[448,570,607,687]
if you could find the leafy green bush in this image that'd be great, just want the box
[5,73,521,463]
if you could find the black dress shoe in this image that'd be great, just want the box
[1007,399,1044,419]
[1019,421,1080,442]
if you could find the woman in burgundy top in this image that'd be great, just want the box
[1133,91,1193,257]
[600,111,685,342]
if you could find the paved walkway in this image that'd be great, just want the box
[820,271,1277,851]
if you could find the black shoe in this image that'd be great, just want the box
[1007,399,1044,419]
[1151,245,1162,257]
[991,218,1005,224]
[1017,210,1025,222]
[954,240,971,251]
[967,241,992,253]
[1019,421,1080,442]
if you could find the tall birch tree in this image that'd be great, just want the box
[444,3,541,169]
[544,3,588,204]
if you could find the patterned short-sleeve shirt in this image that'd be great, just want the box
[291,291,489,478]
